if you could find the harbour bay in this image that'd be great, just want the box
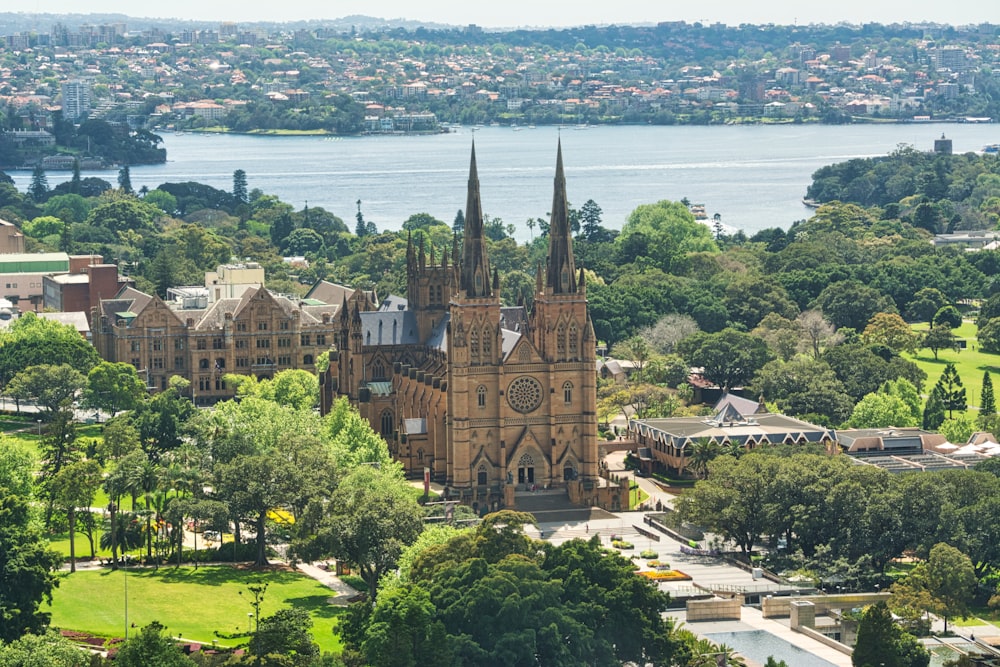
[11,123,1000,240]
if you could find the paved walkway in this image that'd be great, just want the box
[295,562,363,604]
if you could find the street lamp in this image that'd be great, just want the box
[36,419,41,435]
[247,612,254,633]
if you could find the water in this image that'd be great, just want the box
[705,630,839,667]
[11,124,999,240]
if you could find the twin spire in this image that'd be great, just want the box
[459,139,578,298]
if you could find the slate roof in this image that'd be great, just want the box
[361,310,419,346]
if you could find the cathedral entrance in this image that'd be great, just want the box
[517,453,535,486]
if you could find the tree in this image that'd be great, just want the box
[28,166,48,203]
[83,361,147,416]
[51,460,102,573]
[0,491,62,642]
[6,364,85,418]
[863,312,919,355]
[982,371,996,420]
[616,199,718,272]
[578,199,607,241]
[926,542,976,633]
[796,310,841,359]
[908,287,949,323]
[118,165,133,194]
[849,393,918,428]
[922,324,958,361]
[611,335,652,382]
[852,601,928,667]
[295,465,423,601]
[678,328,771,391]
[639,313,699,355]
[0,630,91,666]
[812,280,896,332]
[979,317,1000,354]
[933,305,963,330]
[934,364,966,419]
[248,608,319,667]
[0,313,99,388]
[218,451,300,567]
[113,621,195,667]
[677,453,780,555]
[232,169,249,205]
[923,386,946,431]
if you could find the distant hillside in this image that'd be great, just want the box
[0,12,456,34]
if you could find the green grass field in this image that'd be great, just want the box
[48,565,347,653]
[907,320,1000,414]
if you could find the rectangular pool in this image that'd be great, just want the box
[704,630,839,667]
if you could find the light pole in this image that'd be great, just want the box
[247,612,253,634]
[36,419,41,435]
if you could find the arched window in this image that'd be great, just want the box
[380,410,394,437]
[482,330,491,361]
[469,328,479,361]
[199,358,209,370]
[556,323,566,356]
[436,285,443,303]
[373,359,386,380]
[303,354,314,365]
[568,323,579,358]
[477,385,487,408]
[563,381,573,405]
[477,464,488,486]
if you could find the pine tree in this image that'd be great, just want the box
[355,199,368,237]
[982,371,996,418]
[118,165,133,194]
[935,363,967,419]
[232,169,248,205]
[453,209,465,235]
[923,385,946,431]
[70,158,81,195]
[28,166,49,202]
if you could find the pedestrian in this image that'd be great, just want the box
[585,524,589,533]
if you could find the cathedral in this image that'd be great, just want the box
[320,141,604,509]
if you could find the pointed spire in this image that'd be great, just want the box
[429,242,436,265]
[418,235,426,269]
[546,139,577,294]
[578,266,586,290]
[535,262,543,294]
[492,267,499,291]
[442,244,449,268]
[460,140,492,298]
[340,294,350,323]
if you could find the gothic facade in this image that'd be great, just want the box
[321,142,601,507]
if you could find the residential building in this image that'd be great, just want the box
[60,80,91,121]
[321,142,606,510]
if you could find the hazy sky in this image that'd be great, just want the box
[9,0,1000,28]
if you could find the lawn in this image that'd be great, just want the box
[908,320,1000,413]
[48,565,347,653]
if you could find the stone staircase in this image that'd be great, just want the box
[513,488,614,523]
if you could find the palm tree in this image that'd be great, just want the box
[685,438,720,479]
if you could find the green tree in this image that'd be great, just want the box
[117,165,133,194]
[27,166,48,203]
[611,335,652,382]
[113,621,195,667]
[233,169,249,205]
[0,313,99,388]
[849,393,918,428]
[907,287,949,323]
[923,386,947,431]
[294,465,423,601]
[0,491,62,642]
[678,328,771,391]
[982,371,996,421]
[813,280,896,332]
[978,317,1000,354]
[83,361,147,416]
[51,459,102,573]
[852,601,928,667]
[922,324,958,361]
[934,364,966,419]
[6,364,85,418]
[248,608,320,667]
[932,305,963,330]
[925,543,976,633]
[0,630,90,666]
[616,199,718,272]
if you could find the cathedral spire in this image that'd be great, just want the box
[546,139,577,294]
[460,141,492,298]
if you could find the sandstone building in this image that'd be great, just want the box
[321,142,602,508]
